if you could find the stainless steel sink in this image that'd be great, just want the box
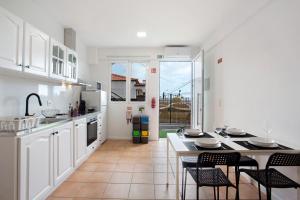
[39,118,66,125]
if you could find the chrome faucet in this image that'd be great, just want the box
[25,93,42,116]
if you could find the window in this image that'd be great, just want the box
[130,63,146,101]
[111,62,147,102]
[111,63,127,101]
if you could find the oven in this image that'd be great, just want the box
[87,116,98,146]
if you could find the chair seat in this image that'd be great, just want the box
[188,168,235,187]
[238,156,258,167]
[240,168,300,188]
[182,156,198,168]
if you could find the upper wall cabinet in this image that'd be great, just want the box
[66,48,78,83]
[24,23,50,76]
[50,39,67,80]
[0,7,23,71]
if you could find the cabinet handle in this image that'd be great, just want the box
[25,65,30,68]
[75,124,78,127]
[52,131,58,135]
[18,64,23,67]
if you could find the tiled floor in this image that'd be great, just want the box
[48,139,266,200]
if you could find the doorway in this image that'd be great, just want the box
[159,61,192,138]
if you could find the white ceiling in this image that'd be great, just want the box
[34,0,269,47]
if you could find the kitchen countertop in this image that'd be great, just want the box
[0,111,101,137]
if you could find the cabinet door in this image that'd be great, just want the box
[19,129,53,200]
[0,7,23,71]
[24,23,49,76]
[53,122,73,185]
[101,106,108,142]
[74,119,87,166]
[50,38,67,80]
[66,48,78,83]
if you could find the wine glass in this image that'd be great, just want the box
[263,120,272,139]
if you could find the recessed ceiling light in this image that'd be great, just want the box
[137,31,147,38]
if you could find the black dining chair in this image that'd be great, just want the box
[184,152,241,200]
[240,153,300,200]
[181,155,258,200]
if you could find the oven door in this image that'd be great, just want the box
[87,120,97,146]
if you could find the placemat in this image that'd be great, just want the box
[234,141,293,150]
[177,132,214,138]
[183,141,234,151]
[217,131,256,138]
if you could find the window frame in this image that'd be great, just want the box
[110,61,148,103]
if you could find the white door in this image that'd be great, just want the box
[53,122,73,185]
[24,23,49,76]
[19,129,53,200]
[74,119,87,166]
[192,50,204,130]
[0,7,23,71]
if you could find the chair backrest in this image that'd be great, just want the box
[197,152,241,167]
[266,153,300,168]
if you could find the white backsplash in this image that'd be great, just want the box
[0,74,81,117]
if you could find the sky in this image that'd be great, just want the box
[160,62,192,98]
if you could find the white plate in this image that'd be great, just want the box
[225,128,246,135]
[195,138,221,148]
[184,129,204,136]
[249,137,277,147]
[249,140,279,148]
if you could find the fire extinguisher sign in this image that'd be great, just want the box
[151,67,156,73]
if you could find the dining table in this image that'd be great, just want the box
[166,131,300,200]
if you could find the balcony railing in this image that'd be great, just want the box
[159,94,191,125]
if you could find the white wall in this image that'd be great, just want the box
[204,0,300,199]
[89,47,162,140]
[0,0,89,117]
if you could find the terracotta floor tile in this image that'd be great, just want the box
[76,182,107,198]
[114,163,135,172]
[129,184,155,199]
[154,173,175,184]
[51,182,82,197]
[102,183,130,199]
[67,171,112,183]
[95,163,116,171]
[110,172,133,183]
[131,172,154,184]
[133,163,153,172]
[155,184,176,199]
[47,197,73,200]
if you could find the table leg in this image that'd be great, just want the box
[176,153,180,200]
[297,167,300,199]
[166,137,169,185]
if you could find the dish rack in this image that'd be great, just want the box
[0,117,39,132]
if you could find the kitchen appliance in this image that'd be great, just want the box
[81,90,107,112]
[86,115,98,146]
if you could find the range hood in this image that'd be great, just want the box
[72,79,101,91]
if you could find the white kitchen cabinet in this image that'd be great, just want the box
[24,23,49,76]
[74,118,87,166]
[50,38,67,80]
[0,7,23,71]
[66,48,78,83]
[99,106,108,143]
[19,128,54,200]
[53,122,73,185]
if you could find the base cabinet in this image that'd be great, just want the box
[74,118,87,166]
[19,129,53,200]
[53,122,74,185]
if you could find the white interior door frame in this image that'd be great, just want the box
[192,50,204,131]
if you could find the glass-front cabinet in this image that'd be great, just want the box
[66,48,78,83]
[50,39,66,80]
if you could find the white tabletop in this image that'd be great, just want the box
[167,132,300,155]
